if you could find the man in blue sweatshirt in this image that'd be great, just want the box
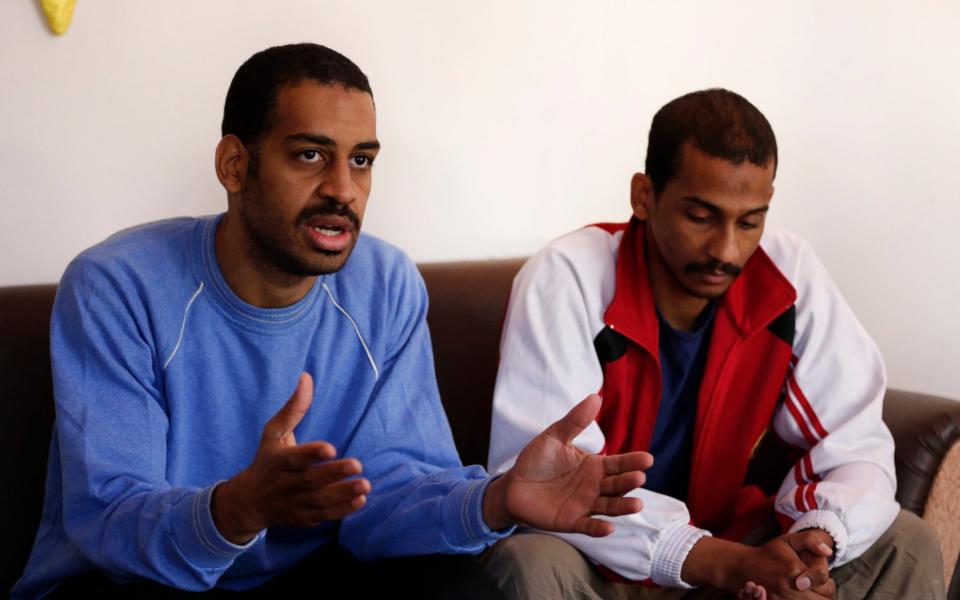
[12,44,653,599]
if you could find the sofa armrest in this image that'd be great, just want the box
[0,285,58,594]
[883,388,960,598]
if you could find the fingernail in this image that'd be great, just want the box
[818,542,833,556]
[796,576,811,590]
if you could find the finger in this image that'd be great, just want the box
[548,394,602,444]
[812,577,836,598]
[788,530,834,558]
[300,458,364,489]
[738,589,763,600]
[796,569,827,592]
[263,373,314,441]
[571,515,615,537]
[279,440,338,470]
[796,538,834,559]
[739,582,763,600]
[307,478,371,508]
[599,472,646,496]
[602,451,654,476]
[796,557,830,590]
[592,496,643,517]
[301,491,369,524]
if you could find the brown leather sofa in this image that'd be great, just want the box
[3,259,959,597]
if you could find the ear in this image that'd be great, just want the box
[215,135,250,195]
[630,173,655,221]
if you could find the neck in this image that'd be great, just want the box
[644,230,709,332]
[215,213,316,309]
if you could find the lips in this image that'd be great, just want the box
[301,215,354,253]
[696,271,732,286]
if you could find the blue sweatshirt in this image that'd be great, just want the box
[13,215,509,598]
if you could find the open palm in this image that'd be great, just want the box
[503,394,653,537]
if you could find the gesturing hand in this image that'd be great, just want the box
[212,373,370,544]
[483,394,654,536]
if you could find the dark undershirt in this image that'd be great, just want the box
[643,303,716,502]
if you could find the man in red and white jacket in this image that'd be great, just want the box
[484,89,944,599]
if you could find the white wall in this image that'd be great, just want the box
[1,1,958,400]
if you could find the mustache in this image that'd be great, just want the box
[295,199,361,230]
[684,259,742,277]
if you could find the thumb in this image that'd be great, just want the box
[794,554,831,591]
[789,532,834,559]
[263,372,314,441]
[548,394,602,444]
[795,563,830,592]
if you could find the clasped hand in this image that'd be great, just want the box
[737,530,836,600]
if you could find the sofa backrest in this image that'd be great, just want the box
[420,258,526,467]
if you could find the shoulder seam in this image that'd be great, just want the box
[321,283,380,381]
[163,282,205,370]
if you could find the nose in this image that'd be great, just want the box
[706,223,739,266]
[317,158,356,205]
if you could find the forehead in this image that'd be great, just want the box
[667,142,775,209]
[268,82,376,142]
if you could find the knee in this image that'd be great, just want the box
[864,509,946,592]
[483,533,581,577]
[482,533,592,599]
[832,511,947,598]
[891,510,944,574]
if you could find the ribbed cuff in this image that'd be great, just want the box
[789,509,848,564]
[173,482,263,569]
[439,475,515,550]
[650,522,712,588]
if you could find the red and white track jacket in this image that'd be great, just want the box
[488,218,898,588]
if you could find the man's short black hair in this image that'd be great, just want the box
[221,43,372,145]
[645,88,777,194]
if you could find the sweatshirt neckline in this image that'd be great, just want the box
[196,214,324,330]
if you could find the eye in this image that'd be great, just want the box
[350,154,375,169]
[296,149,324,164]
[686,213,710,224]
[739,214,766,230]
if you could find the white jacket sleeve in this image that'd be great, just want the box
[764,233,898,566]
[488,236,710,588]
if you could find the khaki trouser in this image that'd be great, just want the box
[482,510,945,600]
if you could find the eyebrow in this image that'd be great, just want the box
[681,196,769,218]
[284,133,380,151]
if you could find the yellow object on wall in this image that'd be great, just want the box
[41,0,76,35]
